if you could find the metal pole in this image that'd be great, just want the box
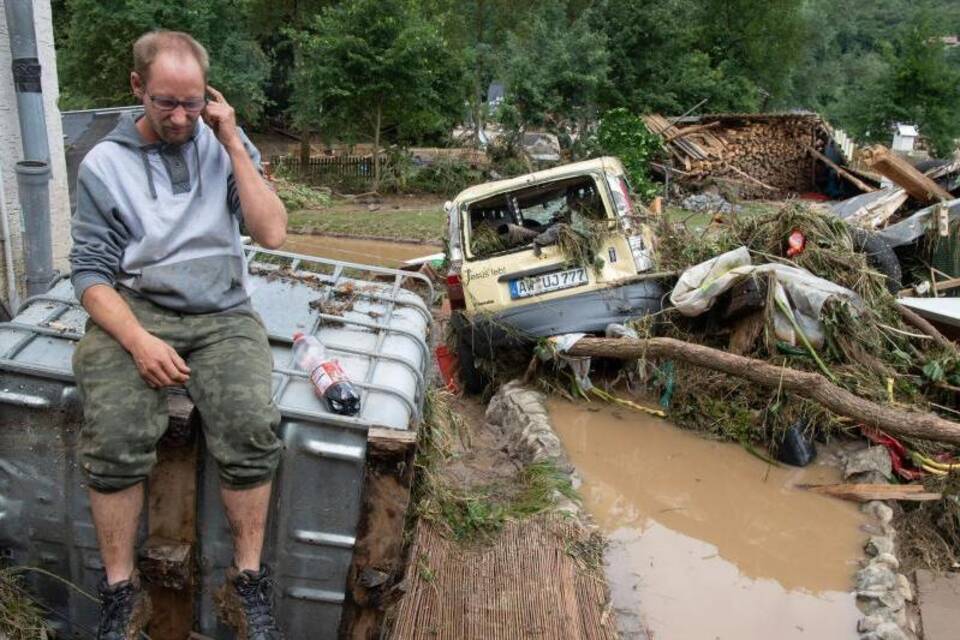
[15,161,55,296]
[5,0,50,162]
[6,0,56,296]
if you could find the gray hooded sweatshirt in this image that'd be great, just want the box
[70,112,261,313]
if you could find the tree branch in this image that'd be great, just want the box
[566,336,960,446]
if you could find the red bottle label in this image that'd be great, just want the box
[309,360,347,394]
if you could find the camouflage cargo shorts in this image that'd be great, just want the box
[72,290,282,493]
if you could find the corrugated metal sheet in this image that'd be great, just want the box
[0,247,433,638]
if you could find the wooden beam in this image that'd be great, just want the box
[341,424,419,638]
[807,146,877,193]
[664,121,721,143]
[862,145,953,203]
[367,427,417,461]
[934,276,960,293]
[143,402,199,640]
[797,483,942,502]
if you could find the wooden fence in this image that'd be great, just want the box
[270,154,387,180]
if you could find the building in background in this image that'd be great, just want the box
[892,123,919,154]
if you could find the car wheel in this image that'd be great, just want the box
[452,312,487,394]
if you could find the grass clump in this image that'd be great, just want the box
[428,461,578,542]
[895,473,960,574]
[272,176,332,212]
[0,568,53,640]
[413,389,578,543]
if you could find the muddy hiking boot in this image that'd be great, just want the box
[215,565,285,640]
[96,570,152,640]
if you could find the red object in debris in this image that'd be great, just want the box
[435,344,460,393]
[786,228,806,258]
[861,426,925,480]
[799,192,831,202]
[446,272,466,310]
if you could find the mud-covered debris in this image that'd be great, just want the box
[844,446,893,484]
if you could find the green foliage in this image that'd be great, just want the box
[594,108,661,201]
[50,0,960,165]
[408,160,486,196]
[592,0,794,114]
[56,0,270,122]
[839,11,960,156]
[497,3,608,139]
[272,176,331,212]
[288,0,463,185]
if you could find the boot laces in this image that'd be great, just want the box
[236,573,281,633]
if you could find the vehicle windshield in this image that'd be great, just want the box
[466,176,607,258]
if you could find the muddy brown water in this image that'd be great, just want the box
[282,234,439,268]
[548,398,867,640]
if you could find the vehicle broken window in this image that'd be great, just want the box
[467,176,607,258]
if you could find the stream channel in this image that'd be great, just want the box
[549,398,868,640]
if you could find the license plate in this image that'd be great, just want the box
[509,267,588,299]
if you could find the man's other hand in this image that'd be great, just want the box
[129,332,191,388]
[202,85,241,150]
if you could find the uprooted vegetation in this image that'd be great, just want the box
[0,568,53,640]
[651,203,957,443]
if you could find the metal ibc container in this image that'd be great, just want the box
[0,247,433,639]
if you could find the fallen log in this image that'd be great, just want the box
[861,145,952,204]
[807,146,876,193]
[565,336,960,446]
[796,483,942,502]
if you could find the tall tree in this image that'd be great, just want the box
[497,3,608,141]
[592,0,807,114]
[289,0,462,191]
[840,11,960,155]
[57,0,270,122]
[698,0,810,107]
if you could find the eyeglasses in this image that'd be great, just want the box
[148,94,207,113]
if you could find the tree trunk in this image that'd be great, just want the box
[299,129,311,166]
[565,336,960,446]
[372,104,382,193]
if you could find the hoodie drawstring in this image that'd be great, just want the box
[194,139,203,198]
[140,150,158,200]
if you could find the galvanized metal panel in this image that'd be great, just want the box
[0,249,432,638]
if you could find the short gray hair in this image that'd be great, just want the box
[133,30,209,82]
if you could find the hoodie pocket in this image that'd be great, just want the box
[138,255,246,312]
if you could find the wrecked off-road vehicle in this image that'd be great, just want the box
[444,157,664,392]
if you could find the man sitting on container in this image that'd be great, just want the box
[69,30,286,640]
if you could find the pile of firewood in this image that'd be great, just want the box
[644,113,831,199]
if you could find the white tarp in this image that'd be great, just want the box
[670,246,864,348]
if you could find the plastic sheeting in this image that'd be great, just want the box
[670,246,864,349]
[878,198,960,248]
[830,187,909,228]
